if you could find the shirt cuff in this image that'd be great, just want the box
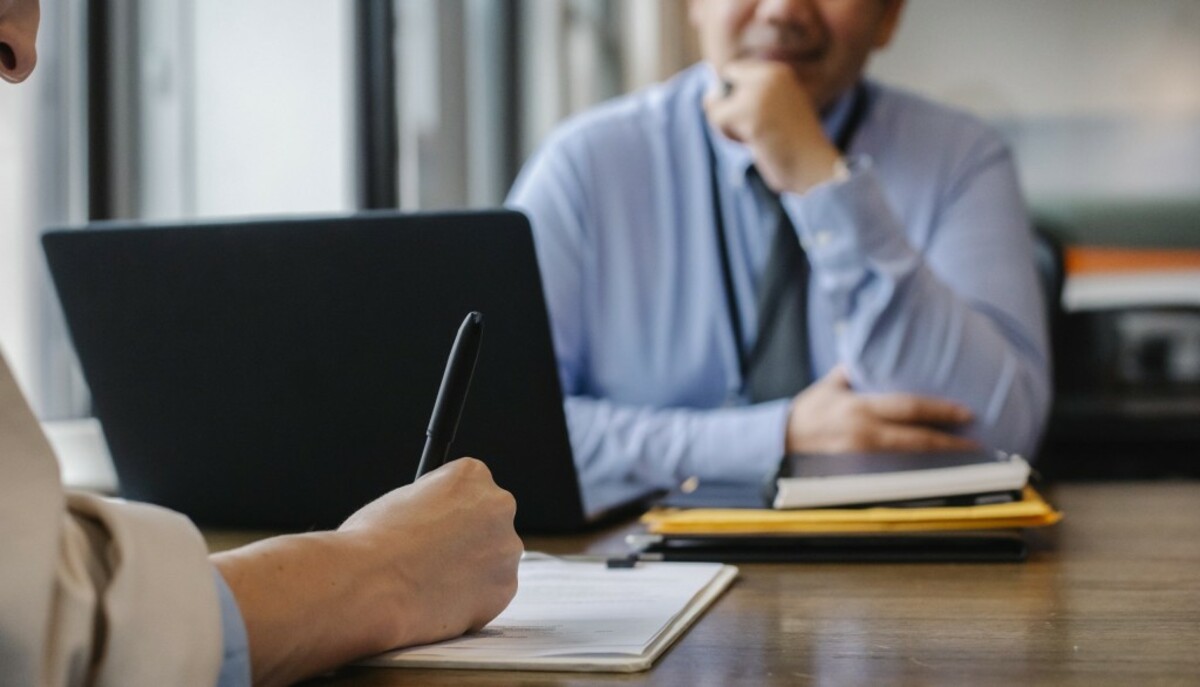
[213,568,252,687]
[787,158,907,271]
[687,399,792,483]
[783,159,913,312]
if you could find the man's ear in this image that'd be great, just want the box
[872,0,905,50]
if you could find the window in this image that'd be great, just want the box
[7,0,693,418]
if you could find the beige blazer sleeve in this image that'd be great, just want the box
[0,352,223,686]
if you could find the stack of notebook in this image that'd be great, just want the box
[637,451,1061,562]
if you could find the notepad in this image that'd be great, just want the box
[771,450,1031,509]
[358,556,737,673]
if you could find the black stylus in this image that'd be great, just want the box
[414,312,484,480]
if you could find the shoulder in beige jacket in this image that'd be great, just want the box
[0,353,223,686]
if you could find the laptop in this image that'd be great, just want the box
[43,210,650,533]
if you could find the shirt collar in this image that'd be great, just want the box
[700,63,860,189]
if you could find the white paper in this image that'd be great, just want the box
[361,557,731,668]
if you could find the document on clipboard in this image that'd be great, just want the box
[358,556,737,673]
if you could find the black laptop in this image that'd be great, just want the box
[43,210,649,533]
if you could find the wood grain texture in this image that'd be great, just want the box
[207,482,1200,686]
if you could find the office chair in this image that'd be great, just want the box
[1030,225,1067,465]
[1032,224,1066,338]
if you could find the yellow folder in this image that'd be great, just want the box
[642,487,1062,535]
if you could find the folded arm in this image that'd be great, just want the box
[786,149,1051,458]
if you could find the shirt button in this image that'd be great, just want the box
[814,230,833,248]
[835,319,848,336]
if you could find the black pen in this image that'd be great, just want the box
[414,311,484,480]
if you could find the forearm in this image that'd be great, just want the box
[846,261,1049,455]
[211,531,404,687]
[788,165,1051,456]
[565,395,791,492]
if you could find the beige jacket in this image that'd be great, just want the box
[0,352,222,686]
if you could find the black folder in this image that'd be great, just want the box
[633,531,1029,563]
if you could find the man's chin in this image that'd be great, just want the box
[777,62,829,99]
[728,53,835,105]
[756,56,821,84]
[782,66,848,110]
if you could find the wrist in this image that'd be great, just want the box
[807,147,846,188]
[211,530,399,685]
[784,396,803,454]
[831,156,851,183]
[779,145,843,194]
[335,527,425,653]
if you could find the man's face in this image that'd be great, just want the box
[689,0,903,109]
[0,0,40,84]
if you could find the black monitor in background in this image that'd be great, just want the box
[43,210,649,532]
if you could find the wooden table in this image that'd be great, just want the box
[211,482,1200,686]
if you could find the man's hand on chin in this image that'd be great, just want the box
[702,59,842,195]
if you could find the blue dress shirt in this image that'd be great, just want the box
[507,64,1050,501]
[213,569,251,686]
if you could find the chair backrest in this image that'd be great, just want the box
[1031,225,1068,461]
[1032,225,1066,332]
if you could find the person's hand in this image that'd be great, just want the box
[339,457,522,647]
[785,366,979,454]
[212,457,521,687]
[703,59,841,194]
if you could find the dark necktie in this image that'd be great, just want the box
[743,172,810,403]
[705,84,869,404]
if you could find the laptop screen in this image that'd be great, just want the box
[43,210,604,532]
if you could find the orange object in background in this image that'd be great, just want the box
[1066,247,1200,275]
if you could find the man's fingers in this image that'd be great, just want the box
[868,423,980,453]
[719,59,763,84]
[863,393,973,425]
[817,365,852,389]
[702,90,740,136]
[702,89,724,112]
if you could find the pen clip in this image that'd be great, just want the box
[625,534,664,551]
[606,534,665,568]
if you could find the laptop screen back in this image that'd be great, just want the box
[43,211,590,532]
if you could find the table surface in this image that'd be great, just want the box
[208,481,1200,686]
